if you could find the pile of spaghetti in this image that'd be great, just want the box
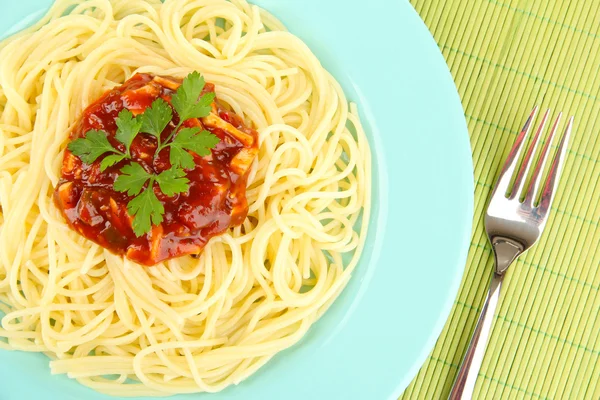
[0,0,371,396]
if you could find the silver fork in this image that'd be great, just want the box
[449,107,574,400]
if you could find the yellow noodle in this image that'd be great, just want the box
[0,0,371,396]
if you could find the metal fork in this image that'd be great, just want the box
[449,107,574,400]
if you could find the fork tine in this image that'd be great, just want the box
[510,109,549,200]
[493,106,538,196]
[524,112,562,205]
[537,116,574,213]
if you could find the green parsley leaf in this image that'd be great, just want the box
[169,145,195,170]
[127,187,164,237]
[177,128,220,156]
[115,109,142,154]
[171,72,214,121]
[185,92,215,121]
[169,127,219,169]
[100,154,127,172]
[68,130,121,164]
[183,71,205,97]
[155,166,190,197]
[140,98,172,139]
[177,71,205,105]
[114,163,152,196]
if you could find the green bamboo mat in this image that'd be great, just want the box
[400,0,600,399]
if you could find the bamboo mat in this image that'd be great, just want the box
[400,0,600,399]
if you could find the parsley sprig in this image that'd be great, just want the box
[68,72,219,237]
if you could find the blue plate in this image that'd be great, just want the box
[0,1,473,399]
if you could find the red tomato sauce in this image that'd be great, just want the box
[54,73,259,266]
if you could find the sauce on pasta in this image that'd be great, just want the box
[54,73,259,265]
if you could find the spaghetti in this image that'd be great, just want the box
[0,0,371,396]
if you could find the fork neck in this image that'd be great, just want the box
[491,237,524,275]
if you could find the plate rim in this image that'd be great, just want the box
[0,1,474,399]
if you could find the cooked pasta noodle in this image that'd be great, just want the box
[0,0,371,395]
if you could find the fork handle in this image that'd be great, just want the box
[449,273,504,400]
